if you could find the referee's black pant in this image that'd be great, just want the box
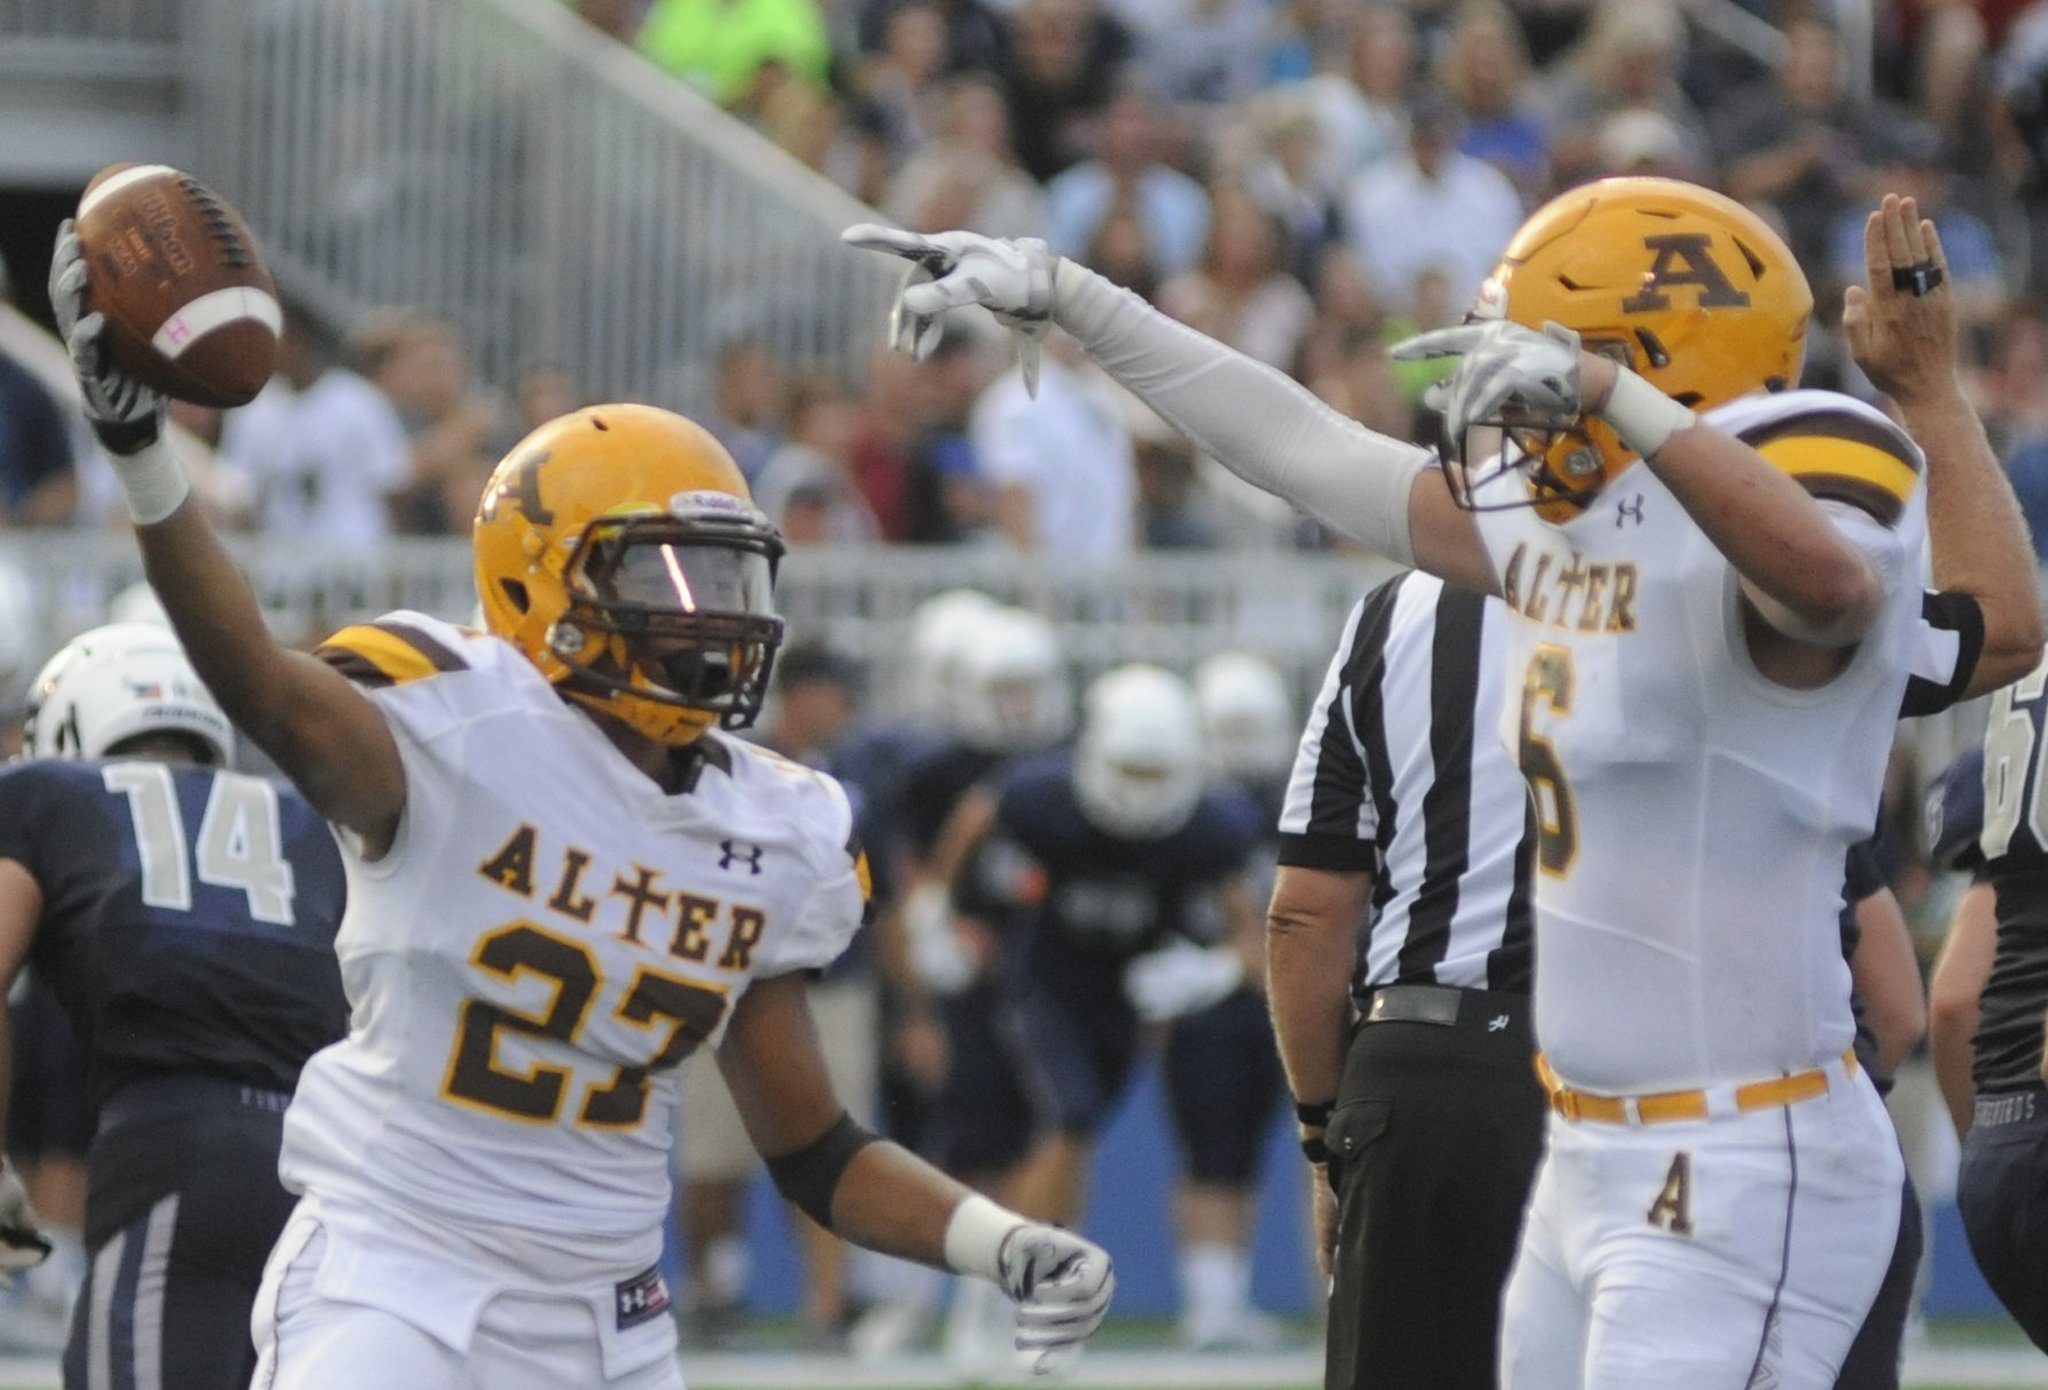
[1325,985,1545,1390]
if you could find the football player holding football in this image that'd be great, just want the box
[47,226,1113,1389]
[846,187,2039,1388]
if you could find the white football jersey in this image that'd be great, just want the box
[1471,391,1925,1093]
[281,613,867,1285]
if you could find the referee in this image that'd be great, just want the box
[1269,572,2013,1390]
[1268,569,1540,1390]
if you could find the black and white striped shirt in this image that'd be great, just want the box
[1276,570,1983,1004]
[1278,571,1534,997]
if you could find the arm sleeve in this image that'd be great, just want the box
[1900,589,1986,718]
[1276,595,1381,871]
[1051,262,1433,565]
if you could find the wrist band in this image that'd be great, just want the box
[1294,1099,1334,1129]
[114,437,191,526]
[1301,1134,1331,1165]
[943,1193,1025,1284]
[1597,367,1696,460]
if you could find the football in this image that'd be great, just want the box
[74,163,280,408]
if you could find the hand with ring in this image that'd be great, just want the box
[1842,193,1958,405]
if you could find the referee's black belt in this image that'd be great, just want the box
[1356,983,1527,1028]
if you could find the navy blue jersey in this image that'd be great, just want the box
[0,759,348,1106]
[1840,837,1888,1079]
[900,739,1008,862]
[1962,663,2048,1092]
[968,751,1262,960]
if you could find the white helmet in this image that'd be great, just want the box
[1195,651,1297,784]
[105,581,172,629]
[907,588,1002,736]
[24,624,234,765]
[1074,664,1204,839]
[0,561,40,720]
[957,607,1073,754]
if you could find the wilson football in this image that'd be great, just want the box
[75,163,280,408]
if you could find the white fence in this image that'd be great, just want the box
[3,531,1401,702]
[0,0,179,64]
[183,0,901,417]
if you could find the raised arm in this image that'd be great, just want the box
[48,225,405,853]
[1847,194,2044,694]
[841,226,1498,595]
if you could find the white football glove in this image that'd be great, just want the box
[1392,319,1583,451]
[841,224,1058,396]
[48,219,166,456]
[1123,938,1244,1023]
[0,1164,52,1288]
[997,1222,1116,1375]
[902,882,979,997]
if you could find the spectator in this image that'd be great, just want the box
[1541,0,1707,189]
[1106,0,1273,108]
[0,254,76,528]
[1830,121,2005,331]
[1297,6,1417,196]
[569,0,644,42]
[861,0,953,166]
[2001,435,2048,561]
[1339,85,1523,315]
[357,314,500,536]
[1047,82,1213,277]
[707,339,789,483]
[1591,105,1702,182]
[1158,186,1314,369]
[760,82,890,204]
[1979,303,2048,458]
[1002,0,1132,182]
[511,363,587,441]
[886,74,1051,236]
[847,350,922,539]
[1715,13,1918,271]
[637,0,832,109]
[899,328,997,542]
[1080,197,1165,300]
[218,310,411,548]
[1127,404,1219,548]
[968,337,1137,559]
[1238,96,1342,279]
[752,377,883,543]
[859,0,1007,75]
[1437,1,1549,202]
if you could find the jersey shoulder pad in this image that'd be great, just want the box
[315,611,483,689]
[1711,389,1922,526]
[0,758,95,808]
[721,740,858,853]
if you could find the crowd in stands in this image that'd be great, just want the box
[11,0,2048,561]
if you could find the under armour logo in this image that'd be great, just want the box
[719,840,764,875]
[1488,1014,1510,1032]
[1615,494,1645,528]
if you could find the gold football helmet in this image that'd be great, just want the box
[473,404,785,747]
[1455,177,1813,521]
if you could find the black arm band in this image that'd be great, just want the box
[765,1111,880,1231]
[1295,1099,1335,1129]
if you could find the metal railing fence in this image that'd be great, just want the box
[0,0,179,71]
[184,0,900,418]
[2,531,1402,707]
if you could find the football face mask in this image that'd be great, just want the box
[553,511,785,734]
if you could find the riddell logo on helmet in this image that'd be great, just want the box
[1619,234,1751,313]
[672,490,746,514]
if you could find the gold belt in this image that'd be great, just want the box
[1534,1050,1859,1126]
